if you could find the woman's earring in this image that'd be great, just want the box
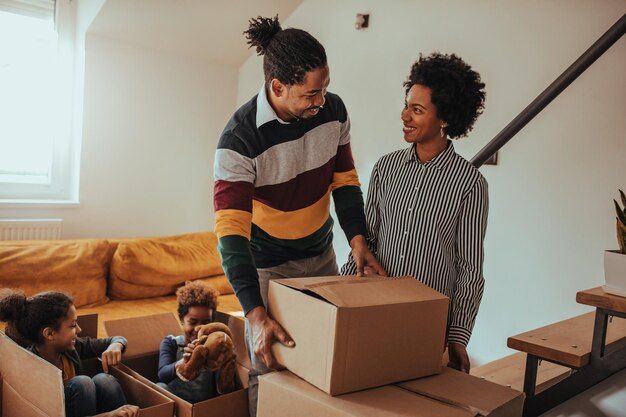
[440,126,445,138]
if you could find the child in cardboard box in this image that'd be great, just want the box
[0,289,139,417]
[157,280,224,403]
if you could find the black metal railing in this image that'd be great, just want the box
[471,13,626,168]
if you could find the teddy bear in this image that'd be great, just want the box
[176,322,237,393]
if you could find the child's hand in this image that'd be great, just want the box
[101,342,124,373]
[99,404,139,417]
[183,339,199,363]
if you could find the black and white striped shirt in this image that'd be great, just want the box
[342,141,488,346]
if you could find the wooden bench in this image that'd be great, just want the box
[507,311,626,368]
[577,286,626,314]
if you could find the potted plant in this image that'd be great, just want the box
[604,189,626,296]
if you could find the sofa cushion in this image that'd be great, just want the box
[109,231,232,299]
[0,240,110,307]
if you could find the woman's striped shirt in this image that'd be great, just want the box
[342,142,489,346]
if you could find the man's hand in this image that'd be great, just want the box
[350,235,387,277]
[247,306,294,369]
[447,342,470,373]
[101,342,124,373]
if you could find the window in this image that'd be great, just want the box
[0,0,79,204]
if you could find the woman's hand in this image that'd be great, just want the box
[447,342,470,373]
[101,342,124,373]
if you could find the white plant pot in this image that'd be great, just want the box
[603,250,626,297]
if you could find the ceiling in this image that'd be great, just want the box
[88,0,304,66]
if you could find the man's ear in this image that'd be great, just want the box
[270,79,286,98]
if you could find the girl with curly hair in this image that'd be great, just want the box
[342,52,489,373]
[0,289,138,417]
[157,281,221,402]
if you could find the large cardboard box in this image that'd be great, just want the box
[396,367,524,417]
[104,312,249,417]
[259,370,525,417]
[0,314,174,417]
[258,370,474,417]
[267,276,449,395]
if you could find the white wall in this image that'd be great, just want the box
[0,34,238,238]
[237,0,626,365]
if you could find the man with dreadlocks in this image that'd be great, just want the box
[213,15,385,415]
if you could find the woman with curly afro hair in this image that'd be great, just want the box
[342,52,489,373]
[156,281,222,403]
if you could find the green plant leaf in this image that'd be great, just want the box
[618,219,626,254]
[620,189,626,214]
[615,200,626,227]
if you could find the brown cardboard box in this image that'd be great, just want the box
[200,311,250,387]
[0,315,174,417]
[267,276,449,395]
[110,365,176,416]
[214,310,250,369]
[396,367,524,417]
[0,335,63,417]
[236,364,250,389]
[104,312,249,417]
[258,370,475,417]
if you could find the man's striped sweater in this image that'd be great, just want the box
[213,86,366,314]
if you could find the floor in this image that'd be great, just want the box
[541,369,626,417]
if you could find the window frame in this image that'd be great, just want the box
[0,0,81,206]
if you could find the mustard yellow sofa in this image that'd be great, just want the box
[0,231,243,336]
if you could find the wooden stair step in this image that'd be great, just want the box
[507,312,626,368]
[471,352,571,393]
[577,287,626,314]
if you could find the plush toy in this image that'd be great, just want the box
[176,322,237,393]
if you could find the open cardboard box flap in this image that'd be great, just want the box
[0,332,63,417]
[273,276,448,307]
[108,366,174,416]
[104,313,180,359]
[397,367,524,417]
[214,311,250,369]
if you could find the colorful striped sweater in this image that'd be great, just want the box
[213,86,366,314]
